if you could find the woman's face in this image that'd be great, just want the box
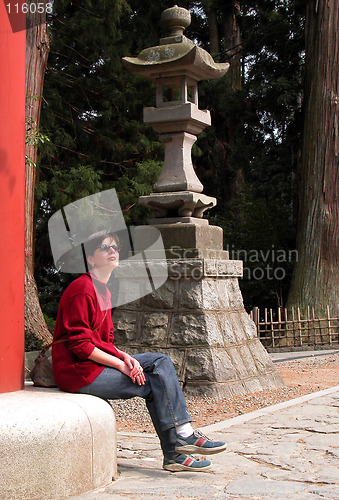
[88,236,120,271]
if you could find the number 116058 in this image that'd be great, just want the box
[6,2,53,15]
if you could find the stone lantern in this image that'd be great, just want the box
[116,5,284,397]
[123,5,229,225]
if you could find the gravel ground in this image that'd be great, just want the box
[109,352,339,433]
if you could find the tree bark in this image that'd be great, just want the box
[205,6,220,55]
[223,1,242,90]
[222,1,243,203]
[287,0,339,316]
[25,3,52,343]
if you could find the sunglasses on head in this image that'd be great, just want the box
[97,244,121,253]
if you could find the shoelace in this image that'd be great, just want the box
[194,429,212,441]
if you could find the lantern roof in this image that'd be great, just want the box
[122,5,229,83]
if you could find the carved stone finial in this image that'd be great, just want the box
[160,5,191,36]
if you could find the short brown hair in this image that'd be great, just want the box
[84,230,120,257]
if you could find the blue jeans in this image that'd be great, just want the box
[77,352,192,458]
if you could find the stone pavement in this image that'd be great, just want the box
[269,349,339,363]
[67,385,339,500]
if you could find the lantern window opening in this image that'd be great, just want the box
[155,77,199,107]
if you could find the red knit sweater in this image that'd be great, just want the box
[52,273,122,392]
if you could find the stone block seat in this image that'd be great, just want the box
[0,383,117,500]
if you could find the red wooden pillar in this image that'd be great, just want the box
[0,4,26,392]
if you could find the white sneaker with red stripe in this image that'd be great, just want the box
[163,453,212,472]
[175,429,227,455]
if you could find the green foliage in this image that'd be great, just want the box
[191,0,304,309]
[37,272,77,321]
[26,95,50,167]
[113,160,163,225]
[44,314,56,334]
[210,188,296,311]
[25,332,44,352]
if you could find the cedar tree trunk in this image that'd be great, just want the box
[223,1,242,90]
[287,0,339,316]
[25,3,52,343]
[205,6,220,55]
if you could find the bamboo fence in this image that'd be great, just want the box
[250,306,339,348]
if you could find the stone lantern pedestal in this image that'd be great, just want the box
[116,6,284,396]
[113,224,283,397]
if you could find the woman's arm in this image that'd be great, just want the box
[88,347,145,385]
[88,347,125,369]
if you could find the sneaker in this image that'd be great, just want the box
[175,430,227,455]
[163,453,212,472]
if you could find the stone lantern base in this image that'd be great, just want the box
[112,224,283,397]
[139,191,217,223]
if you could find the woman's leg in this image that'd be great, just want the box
[77,352,191,457]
